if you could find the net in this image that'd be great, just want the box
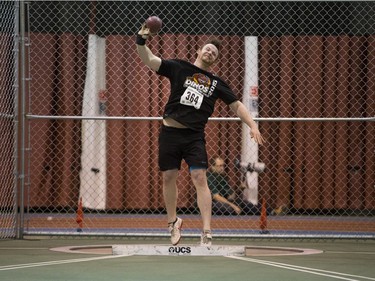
[4,1,375,238]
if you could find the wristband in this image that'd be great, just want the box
[136,34,146,45]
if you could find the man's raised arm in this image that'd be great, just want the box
[135,25,162,72]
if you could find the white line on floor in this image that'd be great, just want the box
[0,248,49,250]
[227,256,375,281]
[326,251,375,255]
[0,254,130,271]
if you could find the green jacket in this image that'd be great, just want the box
[206,171,232,199]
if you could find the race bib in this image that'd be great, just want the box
[180,87,203,109]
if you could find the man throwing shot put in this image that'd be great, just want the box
[136,23,264,247]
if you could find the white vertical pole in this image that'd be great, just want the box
[80,35,107,209]
[241,36,259,205]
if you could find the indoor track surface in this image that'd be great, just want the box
[0,237,374,281]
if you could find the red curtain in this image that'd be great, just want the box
[29,33,86,207]
[27,33,374,210]
[259,35,375,210]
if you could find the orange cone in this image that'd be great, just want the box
[259,197,270,234]
[76,197,83,232]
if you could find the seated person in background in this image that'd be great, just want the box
[207,156,287,216]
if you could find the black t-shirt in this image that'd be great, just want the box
[157,59,239,132]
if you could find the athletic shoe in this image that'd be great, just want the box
[200,231,212,247]
[168,217,183,245]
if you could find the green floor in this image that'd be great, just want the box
[0,237,374,281]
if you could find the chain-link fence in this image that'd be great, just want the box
[0,1,18,239]
[2,0,374,239]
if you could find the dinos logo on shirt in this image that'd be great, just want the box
[184,73,217,97]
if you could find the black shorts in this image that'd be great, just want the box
[158,125,208,171]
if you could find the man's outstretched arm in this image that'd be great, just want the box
[229,100,265,145]
[136,25,162,72]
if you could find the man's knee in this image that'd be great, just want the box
[190,169,207,186]
[162,170,178,185]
